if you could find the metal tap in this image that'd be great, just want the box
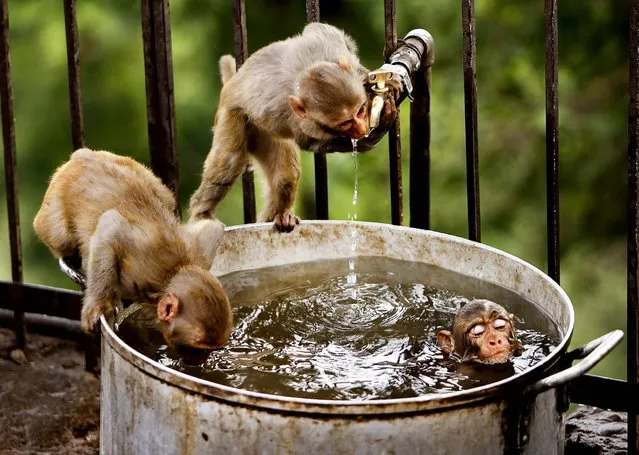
[367,29,435,129]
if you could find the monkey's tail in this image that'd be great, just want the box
[219,55,237,85]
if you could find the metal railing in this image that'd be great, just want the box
[0,0,635,452]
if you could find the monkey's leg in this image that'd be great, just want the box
[189,108,250,221]
[82,209,127,332]
[253,135,301,232]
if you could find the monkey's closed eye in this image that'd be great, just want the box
[492,318,507,329]
[337,120,353,130]
[469,324,485,335]
[357,104,367,118]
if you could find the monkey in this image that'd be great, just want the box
[436,299,523,365]
[33,148,234,350]
[188,22,401,232]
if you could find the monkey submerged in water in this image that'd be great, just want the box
[33,149,234,350]
[189,22,401,232]
[437,299,523,365]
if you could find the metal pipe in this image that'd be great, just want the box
[569,374,628,413]
[368,30,433,230]
[409,67,432,231]
[384,0,403,226]
[0,0,25,350]
[394,30,435,231]
[0,280,83,320]
[545,0,560,283]
[306,0,329,221]
[232,0,257,224]
[461,0,481,242]
[0,308,83,339]
[63,0,85,150]
[628,0,639,450]
[141,0,180,218]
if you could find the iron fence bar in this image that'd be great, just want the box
[545,0,560,283]
[63,0,85,150]
[628,0,639,449]
[232,0,256,224]
[461,0,480,242]
[409,65,432,230]
[141,0,180,216]
[306,0,328,220]
[305,0,320,24]
[0,0,25,350]
[384,0,403,226]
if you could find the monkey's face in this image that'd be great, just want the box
[159,267,234,350]
[327,101,369,139]
[460,313,518,364]
[290,61,370,140]
[437,299,522,365]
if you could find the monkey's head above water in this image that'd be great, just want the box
[156,266,234,350]
[289,56,369,141]
[437,299,523,365]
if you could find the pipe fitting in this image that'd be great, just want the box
[367,28,436,121]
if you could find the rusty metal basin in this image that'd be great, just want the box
[98,221,623,455]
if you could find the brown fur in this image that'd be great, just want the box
[189,23,387,232]
[436,299,522,364]
[33,148,233,349]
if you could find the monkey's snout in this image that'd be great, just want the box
[349,119,369,139]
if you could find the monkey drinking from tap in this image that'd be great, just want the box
[189,22,402,232]
[437,299,523,365]
[33,149,234,350]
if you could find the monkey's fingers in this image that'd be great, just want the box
[391,85,403,103]
[81,305,103,333]
[386,81,403,103]
[378,98,398,129]
[274,211,300,233]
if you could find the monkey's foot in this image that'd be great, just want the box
[273,211,300,233]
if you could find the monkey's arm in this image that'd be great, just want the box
[82,209,128,332]
[302,95,398,154]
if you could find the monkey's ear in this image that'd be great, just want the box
[436,330,455,354]
[157,294,180,323]
[338,55,353,72]
[289,95,307,118]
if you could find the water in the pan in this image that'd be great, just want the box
[115,256,561,400]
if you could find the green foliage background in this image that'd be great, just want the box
[0,0,629,379]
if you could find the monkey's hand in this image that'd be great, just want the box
[81,296,111,332]
[357,93,398,151]
[273,210,300,233]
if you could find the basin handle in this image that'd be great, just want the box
[527,329,624,394]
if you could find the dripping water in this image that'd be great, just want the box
[347,138,359,290]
